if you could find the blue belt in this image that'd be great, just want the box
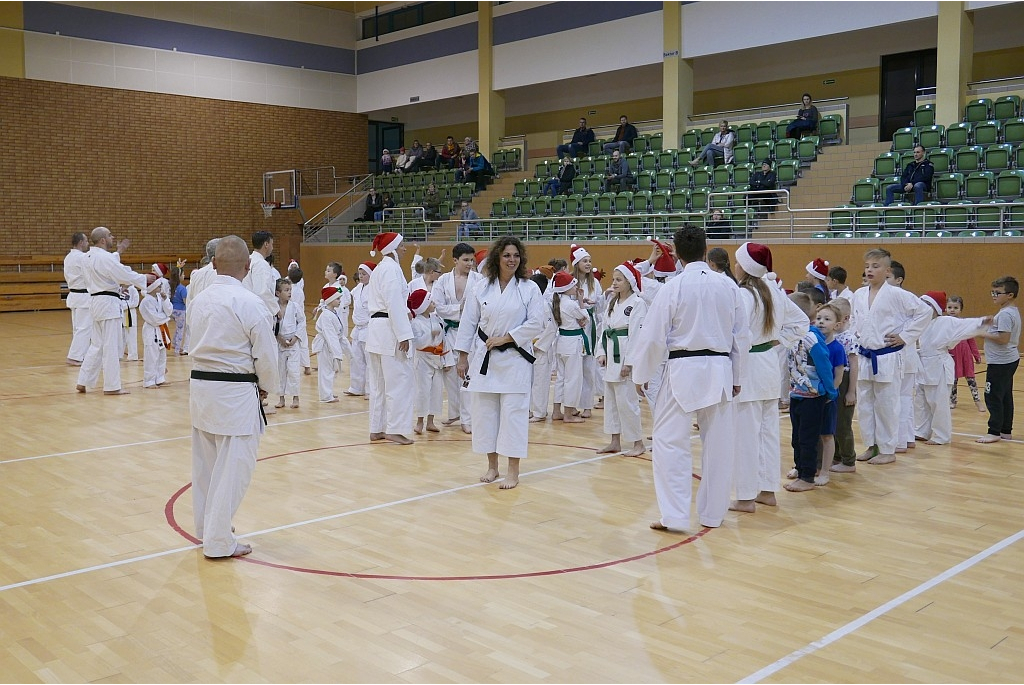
[858,344,904,375]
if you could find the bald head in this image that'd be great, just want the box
[90,226,110,244]
[213,235,250,281]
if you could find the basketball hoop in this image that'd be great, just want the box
[260,201,279,218]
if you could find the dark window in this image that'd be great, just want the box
[361,2,478,41]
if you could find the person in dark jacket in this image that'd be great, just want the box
[749,160,778,216]
[364,188,384,222]
[603,115,640,155]
[884,144,934,205]
[543,157,577,196]
[556,118,596,159]
[785,93,819,139]
[603,149,634,192]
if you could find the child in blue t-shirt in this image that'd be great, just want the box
[169,265,188,355]
[784,293,839,492]
[813,303,848,486]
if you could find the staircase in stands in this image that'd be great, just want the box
[428,173,520,241]
[788,141,892,210]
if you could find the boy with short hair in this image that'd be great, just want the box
[976,276,1021,443]
[826,266,852,301]
[312,286,345,403]
[829,297,859,473]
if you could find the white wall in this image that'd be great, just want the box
[355,51,478,113]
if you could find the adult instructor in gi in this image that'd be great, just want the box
[189,235,279,559]
[631,224,749,530]
[455,236,546,489]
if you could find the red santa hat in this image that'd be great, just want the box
[921,290,947,316]
[369,231,402,257]
[648,236,677,277]
[735,242,773,279]
[552,271,578,294]
[358,261,376,275]
[407,288,432,315]
[151,262,169,278]
[593,267,605,281]
[321,285,342,306]
[475,248,489,273]
[806,258,829,281]
[570,243,590,267]
[146,276,167,294]
[614,262,642,293]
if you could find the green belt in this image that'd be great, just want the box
[585,308,597,355]
[750,341,777,353]
[602,327,629,363]
[442,318,460,333]
[559,327,592,355]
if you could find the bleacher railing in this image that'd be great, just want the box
[302,173,375,242]
[305,205,428,243]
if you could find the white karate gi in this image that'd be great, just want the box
[431,269,484,425]
[276,300,303,397]
[555,294,590,409]
[347,282,370,395]
[732,283,808,500]
[139,290,172,387]
[365,255,414,436]
[411,312,451,417]
[122,286,140,361]
[76,249,148,392]
[851,282,932,455]
[64,248,92,362]
[631,262,750,530]
[290,277,311,369]
[455,277,546,458]
[189,275,279,558]
[312,306,345,401]
[243,251,280,317]
[636,276,668,411]
[898,341,920,448]
[187,264,217,307]
[914,315,987,444]
[598,293,648,444]
[530,297,558,419]
[578,277,603,411]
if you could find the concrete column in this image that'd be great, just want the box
[478,2,505,158]
[0,2,26,78]
[662,1,693,150]
[936,2,973,129]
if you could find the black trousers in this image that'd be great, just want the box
[790,395,827,482]
[985,359,1019,436]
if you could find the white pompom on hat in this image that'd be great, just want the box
[370,231,402,257]
[735,242,773,279]
[614,262,642,293]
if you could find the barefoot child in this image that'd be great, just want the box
[596,262,648,456]
[274,278,302,409]
[885,260,919,453]
[345,262,374,396]
[408,288,448,435]
[287,262,311,376]
[914,291,991,445]
[811,303,847,486]
[829,297,859,473]
[851,248,931,464]
[312,286,345,402]
[122,284,140,361]
[528,272,557,423]
[552,271,590,424]
[783,292,838,492]
[571,244,601,417]
[976,276,1020,443]
[139,277,172,388]
[946,295,984,412]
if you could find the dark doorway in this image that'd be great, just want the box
[879,48,937,143]
[368,121,405,174]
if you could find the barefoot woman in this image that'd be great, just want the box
[455,237,547,489]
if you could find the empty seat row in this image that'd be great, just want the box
[814,229,1023,239]
[495,185,776,219]
[912,96,1022,128]
[488,210,761,242]
[831,201,1024,233]
[893,119,1024,151]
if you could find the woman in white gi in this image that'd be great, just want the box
[431,243,483,432]
[345,261,375,396]
[455,236,546,489]
[596,262,648,456]
[570,244,602,416]
[552,271,590,424]
[729,243,809,512]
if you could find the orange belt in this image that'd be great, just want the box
[159,323,173,350]
[417,344,446,355]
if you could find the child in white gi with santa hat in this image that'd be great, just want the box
[408,288,450,434]
[139,275,173,388]
[551,271,590,424]
[312,285,346,403]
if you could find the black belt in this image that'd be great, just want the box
[477,328,535,375]
[668,349,729,359]
[91,291,120,297]
[190,370,265,425]
[371,312,389,319]
[70,288,87,294]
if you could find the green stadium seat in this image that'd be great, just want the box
[925,230,955,237]
[945,122,973,148]
[797,136,819,164]
[855,206,882,233]
[692,165,713,188]
[657,149,678,170]
[613,191,633,214]
[490,198,507,218]
[975,199,1008,231]
[942,202,973,232]
[892,127,917,152]
[964,171,994,201]
[892,230,922,238]
[755,121,776,143]
[736,123,756,145]
[995,170,1024,200]
[670,188,690,212]
[985,144,1014,172]
[690,188,709,212]
[636,170,655,192]
[954,146,984,173]
[753,141,775,165]
[733,142,753,165]
[640,152,657,172]
[934,173,964,202]
[882,205,910,232]
[911,202,943,231]
[651,190,671,212]
[713,164,732,186]
[777,159,801,187]
[649,133,664,152]
[581,193,600,215]
[682,128,701,149]
[873,152,899,178]
[851,177,880,205]
[565,194,582,216]
[655,170,674,191]
[964,98,993,123]
[829,206,855,232]
[913,104,935,128]
[534,195,552,216]
[578,156,596,175]
[633,190,652,213]
[927,147,953,173]
[710,186,731,209]
[957,230,989,238]
[733,163,753,186]
[1004,118,1024,145]
[819,114,842,145]
[812,232,830,239]
[973,120,1002,146]
[775,138,798,162]
[993,95,1021,121]
[918,125,944,150]
[549,195,565,216]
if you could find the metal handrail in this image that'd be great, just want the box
[689,97,849,122]
[302,174,376,241]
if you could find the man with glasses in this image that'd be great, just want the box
[976,276,1020,443]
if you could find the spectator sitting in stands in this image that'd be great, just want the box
[556,117,596,160]
[603,114,639,155]
[543,157,577,197]
[689,120,735,168]
[394,147,409,173]
[603,149,634,192]
[380,149,393,174]
[749,160,778,217]
[404,140,423,172]
[423,183,441,221]
[706,208,730,237]
[463,136,478,154]
[457,201,480,239]
[439,136,461,169]
[376,192,395,222]
[364,187,384,222]
[416,142,438,171]
[884,144,933,206]
[466,150,491,192]
[454,150,471,183]
[785,93,819,139]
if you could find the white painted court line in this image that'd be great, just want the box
[0,410,370,465]
[737,528,1024,684]
[0,448,628,594]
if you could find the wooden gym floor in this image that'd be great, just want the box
[1,310,1022,683]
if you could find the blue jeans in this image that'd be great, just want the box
[556,143,587,159]
[603,141,629,155]
[884,182,927,205]
[458,223,480,239]
[786,119,816,138]
[698,145,724,167]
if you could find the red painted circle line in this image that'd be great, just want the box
[165,439,710,581]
